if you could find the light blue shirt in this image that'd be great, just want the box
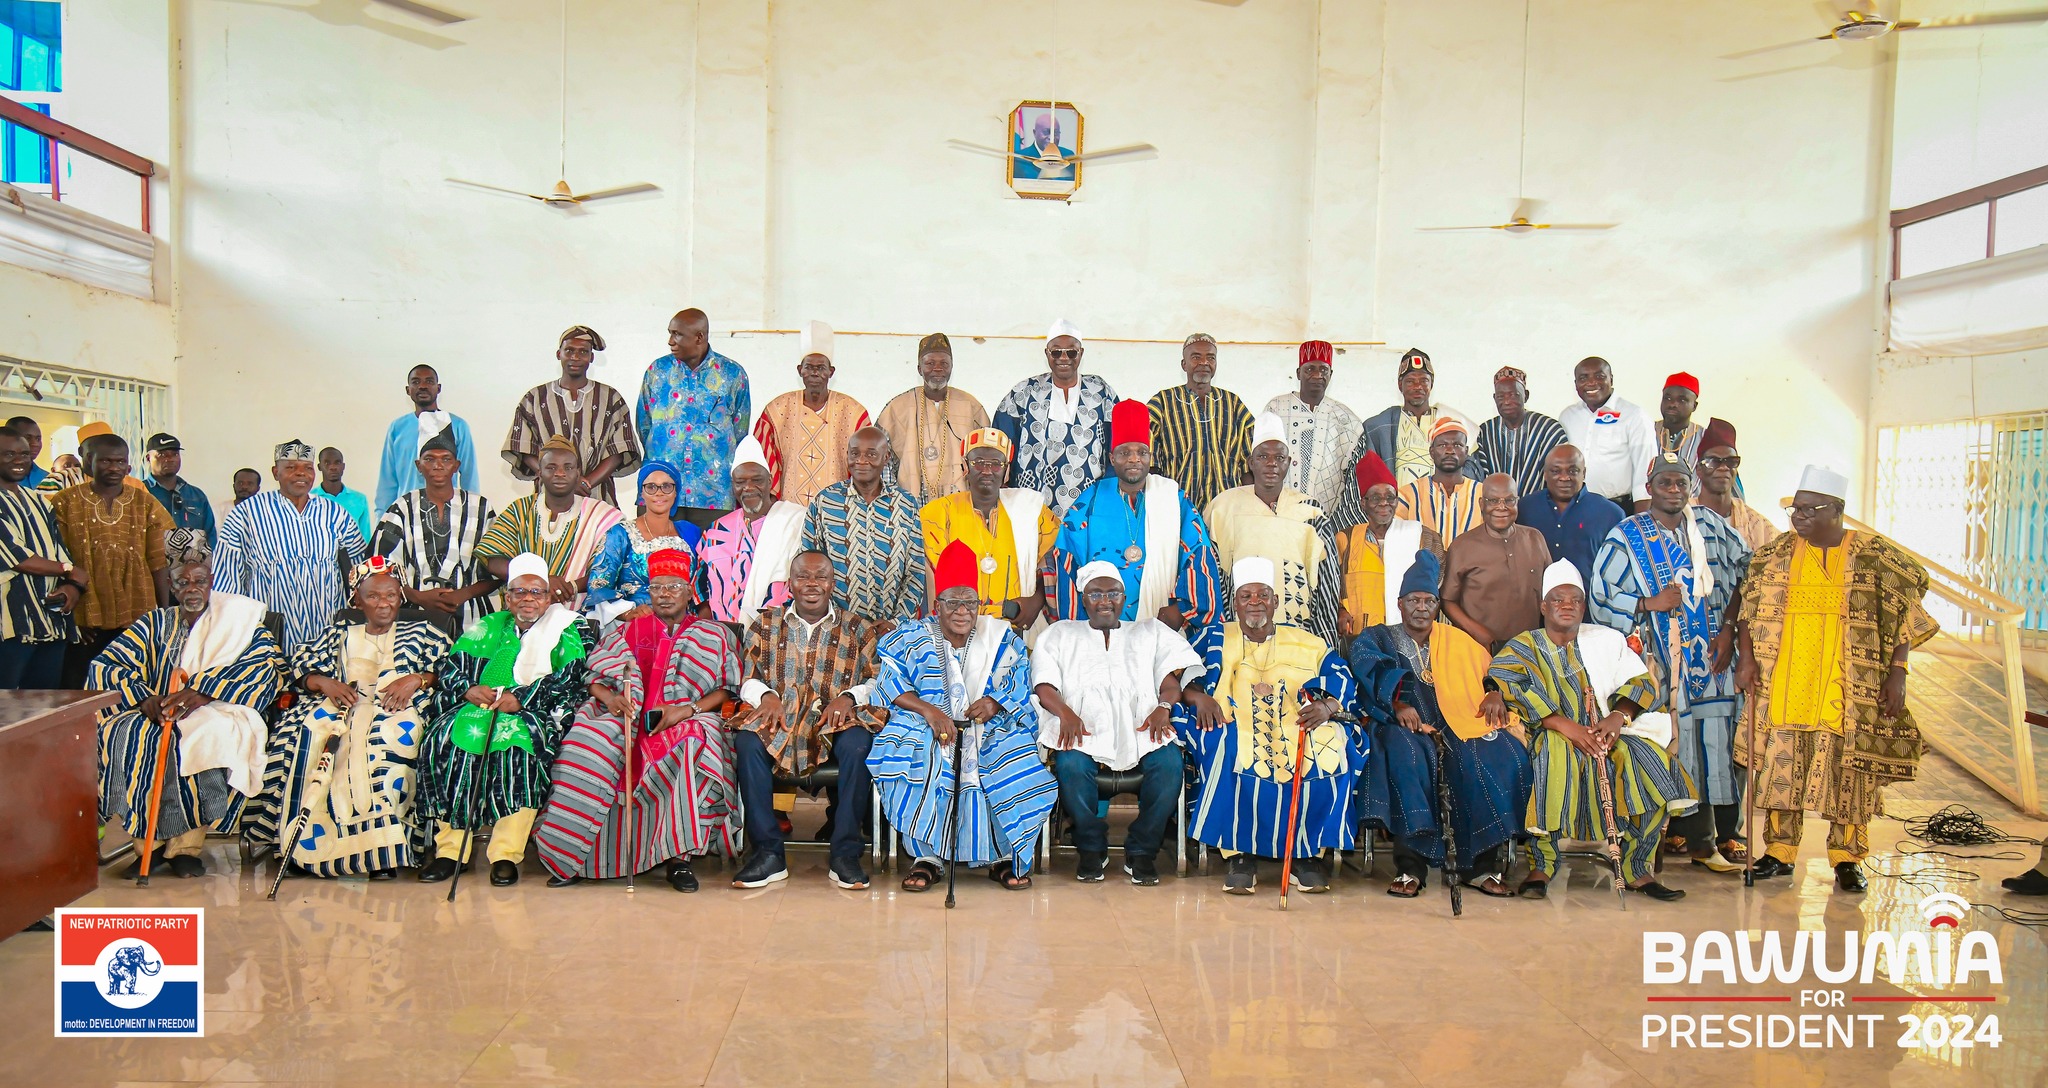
[313,485,374,543]
[375,412,479,512]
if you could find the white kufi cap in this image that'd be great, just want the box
[1046,318,1084,346]
[1796,464,1849,502]
[1232,556,1276,591]
[505,552,551,587]
[1075,560,1123,592]
[1540,558,1583,599]
[799,319,834,362]
[731,433,770,473]
[1251,411,1287,452]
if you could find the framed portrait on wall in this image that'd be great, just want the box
[1007,100,1083,201]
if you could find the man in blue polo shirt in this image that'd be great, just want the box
[1516,443,1622,585]
[142,432,215,540]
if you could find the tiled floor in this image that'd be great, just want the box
[4,752,2045,1086]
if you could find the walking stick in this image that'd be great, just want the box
[622,706,641,893]
[268,728,344,901]
[1741,694,1758,889]
[944,719,967,909]
[1582,680,1629,911]
[1276,717,1313,912]
[447,690,505,904]
[1432,729,1462,918]
[136,669,191,887]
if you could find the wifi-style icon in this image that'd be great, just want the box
[1918,892,1971,929]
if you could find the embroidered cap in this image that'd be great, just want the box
[273,439,315,464]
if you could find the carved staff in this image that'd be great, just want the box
[1582,679,1629,911]
[136,669,190,887]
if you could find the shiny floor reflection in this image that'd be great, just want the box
[2,754,2044,1086]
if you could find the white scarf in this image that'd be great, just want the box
[1575,623,1675,750]
[1136,475,1182,620]
[940,616,1011,789]
[1378,518,1424,614]
[738,500,807,625]
[996,488,1046,588]
[1678,509,1716,603]
[173,592,271,798]
[513,603,581,686]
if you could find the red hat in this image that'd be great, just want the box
[648,548,692,581]
[1298,340,1334,366]
[933,539,980,597]
[1664,371,1700,395]
[1699,417,1737,454]
[1355,450,1396,494]
[1109,399,1151,450]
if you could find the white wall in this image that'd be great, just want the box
[0,0,173,383]
[1873,8,2048,429]
[165,0,1891,514]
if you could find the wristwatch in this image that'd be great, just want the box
[1001,600,1021,621]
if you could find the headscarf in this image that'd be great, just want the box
[639,459,680,489]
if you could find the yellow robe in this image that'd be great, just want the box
[1204,486,1324,630]
[919,491,1058,615]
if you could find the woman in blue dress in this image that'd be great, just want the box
[586,460,702,621]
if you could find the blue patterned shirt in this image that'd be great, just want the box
[801,480,928,621]
[636,350,752,510]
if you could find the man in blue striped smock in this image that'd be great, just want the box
[1590,450,1751,870]
[1174,557,1363,896]
[1471,366,1569,497]
[800,426,927,622]
[868,540,1055,894]
[93,530,284,878]
[213,439,367,654]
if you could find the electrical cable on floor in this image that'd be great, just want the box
[1860,803,2048,928]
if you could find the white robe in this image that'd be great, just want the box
[1031,617,1205,771]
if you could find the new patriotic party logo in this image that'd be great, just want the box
[53,908,205,1037]
[1639,892,2003,1052]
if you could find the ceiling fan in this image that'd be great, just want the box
[1418,198,1616,234]
[1725,3,2048,59]
[1418,1,1614,236]
[369,0,465,23]
[944,138,1159,170]
[444,0,659,213]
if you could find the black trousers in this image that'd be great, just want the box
[60,627,121,689]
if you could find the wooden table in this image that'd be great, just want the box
[0,690,118,938]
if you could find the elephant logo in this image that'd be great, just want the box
[102,941,162,999]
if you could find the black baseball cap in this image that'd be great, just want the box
[145,433,182,452]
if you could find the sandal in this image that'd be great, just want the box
[1386,874,1422,899]
[1715,839,1751,866]
[900,860,942,893]
[1466,873,1513,898]
[988,860,1032,890]
[1516,876,1549,899]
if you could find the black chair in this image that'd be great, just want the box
[1039,761,1190,876]
[768,762,889,871]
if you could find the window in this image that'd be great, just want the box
[0,0,60,189]
[1993,184,2048,257]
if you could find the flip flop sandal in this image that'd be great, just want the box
[900,860,942,893]
[1386,874,1422,898]
[1466,873,1514,898]
[988,861,1032,890]
[1516,877,1549,899]
[1715,839,1752,865]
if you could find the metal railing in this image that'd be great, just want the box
[0,93,154,233]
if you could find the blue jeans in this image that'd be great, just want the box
[731,727,873,862]
[1053,745,1181,861]
[0,639,66,690]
